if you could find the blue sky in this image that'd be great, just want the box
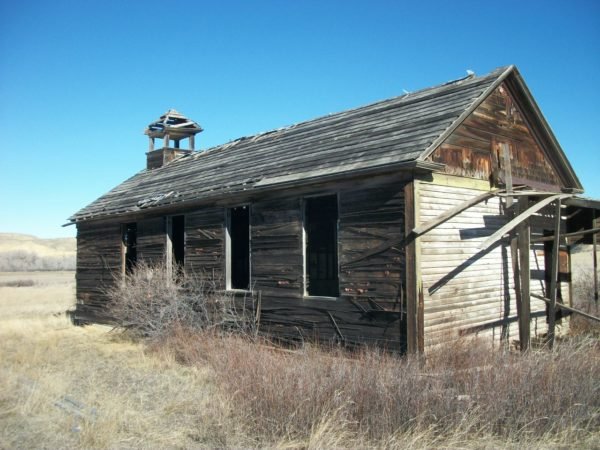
[1,0,598,238]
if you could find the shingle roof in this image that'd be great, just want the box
[70,66,514,222]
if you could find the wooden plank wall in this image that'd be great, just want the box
[418,178,568,348]
[74,176,408,350]
[253,178,407,350]
[251,197,304,299]
[185,207,225,283]
[429,82,562,190]
[137,217,166,263]
[339,182,406,309]
[75,221,123,323]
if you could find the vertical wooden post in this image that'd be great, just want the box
[548,199,562,349]
[404,181,418,354]
[149,137,155,152]
[164,133,170,149]
[502,142,519,346]
[189,134,195,151]
[417,281,424,353]
[165,216,173,279]
[517,196,530,351]
[510,231,521,347]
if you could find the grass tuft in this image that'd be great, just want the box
[158,328,600,447]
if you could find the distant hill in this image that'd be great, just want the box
[0,233,76,271]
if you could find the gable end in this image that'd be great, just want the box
[425,68,582,192]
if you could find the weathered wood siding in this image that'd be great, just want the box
[251,197,303,299]
[252,177,407,349]
[339,182,406,310]
[417,176,569,348]
[185,207,225,281]
[75,221,122,323]
[137,217,166,263]
[429,82,562,190]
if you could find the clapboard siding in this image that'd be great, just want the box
[185,207,225,281]
[339,180,406,309]
[247,178,407,350]
[251,197,304,298]
[418,180,567,348]
[75,221,123,324]
[137,216,166,263]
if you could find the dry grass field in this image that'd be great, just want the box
[0,272,235,449]
[1,269,598,449]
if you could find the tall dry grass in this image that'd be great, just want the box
[3,266,598,449]
[159,329,600,448]
[107,262,599,448]
[0,271,244,449]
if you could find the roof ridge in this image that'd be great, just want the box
[188,66,510,161]
[70,65,515,222]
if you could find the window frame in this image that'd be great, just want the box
[166,214,186,275]
[225,204,252,292]
[121,222,137,275]
[302,192,340,300]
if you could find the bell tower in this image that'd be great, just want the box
[144,109,203,169]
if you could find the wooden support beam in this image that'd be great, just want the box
[531,227,600,243]
[531,293,600,323]
[479,194,572,251]
[495,190,559,197]
[517,196,530,351]
[404,181,419,354]
[417,282,424,354]
[503,144,518,348]
[547,199,562,349]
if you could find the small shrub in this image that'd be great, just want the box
[106,261,255,341]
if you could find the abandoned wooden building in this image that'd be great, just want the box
[69,65,600,353]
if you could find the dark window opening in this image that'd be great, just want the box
[170,215,185,270]
[123,223,137,274]
[230,206,250,290]
[305,195,339,297]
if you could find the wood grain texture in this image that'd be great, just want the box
[185,207,225,282]
[74,221,123,324]
[137,217,166,263]
[429,82,563,191]
[250,178,408,350]
[417,182,566,348]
